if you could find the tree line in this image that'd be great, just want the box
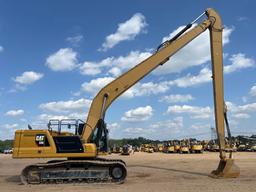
[0,140,13,152]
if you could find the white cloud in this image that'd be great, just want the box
[108,67,122,77]
[169,67,211,88]
[123,117,183,139]
[79,53,254,99]
[164,54,254,88]
[80,76,169,99]
[121,105,153,122]
[154,25,233,75]
[66,35,83,46]
[39,98,91,113]
[225,101,236,112]
[150,117,184,140]
[108,122,120,130]
[124,127,153,135]
[226,101,256,114]
[79,57,113,76]
[108,122,120,137]
[150,116,183,130]
[233,113,250,119]
[79,62,102,76]
[71,91,81,97]
[111,51,151,71]
[79,54,253,95]
[108,51,151,71]
[34,113,88,132]
[191,123,211,130]
[134,82,169,96]
[80,54,254,98]
[226,102,252,119]
[13,71,44,85]
[237,103,256,113]
[159,94,194,103]
[224,53,255,74]
[20,118,27,122]
[250,84,256,97]
[37,112,87,122]
[167,105,211,119]
[0,123,22,140]
[123,81,169,99]
[46,48,78,71]
[38,114,70,121]
[0,46,4,52]
[81,77,114,94]
[5,109,24,116]
[79,51,151,76]
[99,13,147,51]
[4,123,19,129]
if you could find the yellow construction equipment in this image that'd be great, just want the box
[209,140,220,152]
[180,145,190,154]
[167,145,175,153]
[111,145,122,153]
[180,140,190,154]
[190,140,203,153]
[140,144,146,152]
[250,145,256,152]
[174,141,181,153]
[148,147,154,153]
[13,8,239,184]
[144,144,154,153]
[121,145,133,155]
[158,144,164,152]
[162,142,175,153]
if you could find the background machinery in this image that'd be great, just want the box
[13,8,239,184]
[143,144,154,153]
[174,141,181,153]
[190,140,204,153]
[180,140,190,154]
[111,145,122,154]
[158,144,164,152]
[121,145,133,155]
[163,141,175,153]
[208,139,220,152]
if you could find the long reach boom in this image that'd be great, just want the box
[82,8,240,178]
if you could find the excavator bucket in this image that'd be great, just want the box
[209,159,240,178]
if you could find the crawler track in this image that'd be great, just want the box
[21,158,127,184]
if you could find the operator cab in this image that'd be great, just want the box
[47,119,85,136]
[47,119,86,153]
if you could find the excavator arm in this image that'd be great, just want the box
[82,8,239,178]
[83,10,212,142]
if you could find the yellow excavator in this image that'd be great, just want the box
[190,139,204,153]
[12,8,240,184]
[180,140,190,154]
[158,143,164,152]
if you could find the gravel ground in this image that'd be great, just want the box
[0,152,255,192]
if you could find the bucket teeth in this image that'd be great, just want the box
[209,159,240,178]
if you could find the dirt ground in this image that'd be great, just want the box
[0,152,255,192]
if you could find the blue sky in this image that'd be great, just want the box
[0,0,255,140]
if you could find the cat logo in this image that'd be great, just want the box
[35,134,45,146]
